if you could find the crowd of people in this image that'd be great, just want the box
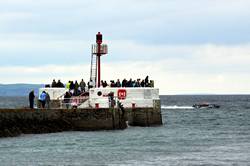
[50,79,87,109]
[28,76,154,109]
[49,79,86,92]
[48,76,153,91]
[102,76,154,88]
[29,90,50,109]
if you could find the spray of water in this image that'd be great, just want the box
[161,105,194,109]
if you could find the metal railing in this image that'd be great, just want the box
[61,96,89,109]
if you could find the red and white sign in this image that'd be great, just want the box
[117,89,127,100]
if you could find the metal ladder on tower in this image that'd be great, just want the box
[90,46,97,88]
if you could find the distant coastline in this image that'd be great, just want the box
[0,84,249,97]
[0,84,42,96]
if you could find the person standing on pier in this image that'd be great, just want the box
[51,79,57,87]
[39,91,47,108]
[80,79,86,92]
[29,90,35,109]
[45,92,51,109]
[64,91,71,109]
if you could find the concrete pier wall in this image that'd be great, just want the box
[127,100,162,126]
[0,108,126,137]
[0,99,162,137]
[127,108,162,126]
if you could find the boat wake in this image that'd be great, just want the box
[161,105,194,109]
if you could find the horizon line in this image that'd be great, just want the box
[0,83,249,95]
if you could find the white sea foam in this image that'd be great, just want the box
[161,105,194,109]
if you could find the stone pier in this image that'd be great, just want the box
[0,108,127,137]
[127,108,162,126]
[0,100,162,137]
[127,100,162,126]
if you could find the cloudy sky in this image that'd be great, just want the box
[0,0,250,94]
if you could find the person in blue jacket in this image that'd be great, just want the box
[39,91,47,108]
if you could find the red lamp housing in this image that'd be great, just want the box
[96,32,102,44]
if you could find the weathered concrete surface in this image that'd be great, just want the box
[36,99,61,109]
[127,108,163,126]
[0,99,162,137]
[127,100,162,126]
[0,108,127,138]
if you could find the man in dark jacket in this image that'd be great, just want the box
[79,79,86,92]
[122,79,127,87]
[29,90,35,109]
[145,76,149,87]
[56,80,65,88]
[45,92,50,109]
[64,91,71,109]
[51,79,57,87]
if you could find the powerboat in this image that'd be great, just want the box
[192,103,220,109]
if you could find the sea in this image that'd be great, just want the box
[0,95,250,166]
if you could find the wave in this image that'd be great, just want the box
[161,105,194,109]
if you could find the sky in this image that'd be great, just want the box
[0,0,250,94]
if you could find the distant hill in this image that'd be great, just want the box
[0,84,43,96]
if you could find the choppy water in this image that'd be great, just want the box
[0,95,250,165]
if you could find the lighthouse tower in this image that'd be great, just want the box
[90,32,108,88]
